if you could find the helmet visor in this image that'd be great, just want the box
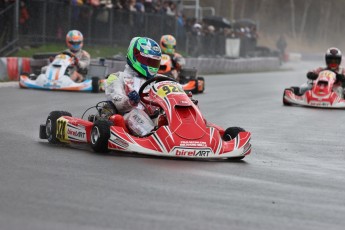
[327,58,340,69]
[69,41,82,45]
[162,43,176,50]
[134,48,161,68]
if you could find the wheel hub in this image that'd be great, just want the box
[91,126,100,144]
[46,119,52,137]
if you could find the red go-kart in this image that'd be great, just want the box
[39,76,251,160]
[283,70,345,108]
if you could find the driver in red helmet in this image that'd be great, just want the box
[300,47,345,97]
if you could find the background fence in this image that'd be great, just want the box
[0,3,18,56]
[0,0,263,58]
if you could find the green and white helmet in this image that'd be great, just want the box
[127,37,162,79]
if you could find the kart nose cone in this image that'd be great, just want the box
[174,107,205,139]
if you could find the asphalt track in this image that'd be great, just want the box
[1,61,345,230]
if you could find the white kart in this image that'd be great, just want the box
[19,52,103,92]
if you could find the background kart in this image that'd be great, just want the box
[283,70,345,108]
[39,75,251,160]
[158,54,205,94]
[19,52,106,93]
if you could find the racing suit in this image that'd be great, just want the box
[300,67,345,97]
[167,52,186,80]
[41,49,90,82]
[104,65,155,137]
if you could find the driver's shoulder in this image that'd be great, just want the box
[80,49,91,58]
[338,67,345,74]
[106,71,123,84]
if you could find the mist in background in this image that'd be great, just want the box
[197,0,345,54]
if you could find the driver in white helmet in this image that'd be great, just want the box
[103,37,162,137]
[41,30,90,82]
[64,30,91,82]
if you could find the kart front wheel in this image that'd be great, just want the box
[46,111,72,144]
[91,120,111,153]
[283,88,292,106]
[290,86,301,96]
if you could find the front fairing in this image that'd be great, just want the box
[311,70,336,97]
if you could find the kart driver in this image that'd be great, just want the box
[41,30,90,83]
[300,47,345,96]
[103,37,162,137]
[159,34,186,80]
[64,30,90,82]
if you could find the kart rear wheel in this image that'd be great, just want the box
[91,77,100,93]
[226,156,245,161]
[191,79,199,94]
[283,88,292,106]
[46,111,72,144]
[91,120,111,153]
[223,127,246,161]
[197,77,205,93]
[223,127,245,141]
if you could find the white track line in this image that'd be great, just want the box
[0,82,18,88]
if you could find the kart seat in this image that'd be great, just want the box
[109,114,129,133]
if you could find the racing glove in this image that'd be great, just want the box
[128,90,140,105]
[73,56,79,67]
[306,72,318,80]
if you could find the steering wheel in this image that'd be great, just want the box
[61,51,74,57]
[138,75,177,107]
[61,51,78,65]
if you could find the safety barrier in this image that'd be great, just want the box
[0,56,281,81]
[101,57,281,75]
[0,57,31,81]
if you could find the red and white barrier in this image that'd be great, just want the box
[0,57,31,81]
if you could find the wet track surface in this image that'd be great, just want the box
[1,61,345,230]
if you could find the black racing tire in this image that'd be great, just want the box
[39,124,47,139]
[91,119,111,153]
[223,127,246,161]
[223,127,245,141]
[91,77,100,93]
[290,86,301,96]
[283,88,292,106]
[197,76,205,93]
[26,73,38,80]
[191,79,199,94]
[46,111,72,144]
[226,156,245,161]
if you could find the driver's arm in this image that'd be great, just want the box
[306,71,318,80]
[306,67,322,80]
[76,51,91,74]
[105,73,133,113]
[336,73,345,82]
[173,54,186,71]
